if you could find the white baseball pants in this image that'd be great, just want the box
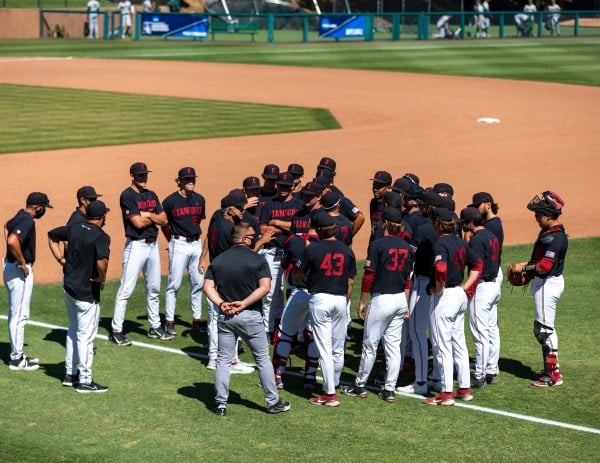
[3,260,34,362]
[469,280,500,379]
[165,237,203,323]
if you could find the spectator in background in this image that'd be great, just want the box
[168,0,182,12]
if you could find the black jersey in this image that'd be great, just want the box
[48,209,87,243]
[369,197,384,243]
[283,235,308,288]
[63,221,110,303]
[162,191,206,239]
[205,244,271,311]
[468,228,501,282]
[404,210,427,232]
[297,239,356,295]
[433,234,482,287]
[5,209,36,264]
[412,219,436,277]
[365,235,415,295]
[339,195,361,224]
[332,214,354,246]
[529,224,568,277]
[484,216,504,250]
[290,206,316,238]
[120,186,164,240]
[370,219,413,245]
[258,188,278,209]
[207,210,234,261]
[259,196,304,247]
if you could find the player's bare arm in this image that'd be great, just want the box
[351,213,365,236]
[461,268,481,293]
[268,219,291,232]
[6,234,29,277]
[253,229,275,252]
[92,257,109,290]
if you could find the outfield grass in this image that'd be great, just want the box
[0,83,339,154]
[0,238,598,462]
[1,39,599,86]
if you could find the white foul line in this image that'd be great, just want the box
[2,315,598,436]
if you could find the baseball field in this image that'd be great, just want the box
[0,38,599,462]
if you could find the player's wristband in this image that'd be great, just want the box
[524,264,537,277]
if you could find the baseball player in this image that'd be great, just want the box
[258,164,280,209]
[342,208,414,403]
[546,0,561,36]
[242,176,261,224]
[520,191,567,387]
[515,0,537,36]
[143,0,153,12]
[117,0,134,38]
[272,181,324,390]
[469,191,504,383]
[369,171,393,245]
[110,162,171,346]
[321,191,354,246]
[401,184,427,233]
[287,163,304,195]
[87,0,100,39]
[295,212,356,407]
[161,167,207,337]
[63,201,111,393]
[459,207,501,389]
[424,207,482,406]
[4,192,53,371]
[259,172,304,336]
[48,186,102,268]
[433,15,458,39]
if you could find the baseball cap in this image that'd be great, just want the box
[403,173,420,185]
[424,191,446,208]
[392,178,412,193]
[459,207,483,222]
[86,200,110,219]
[317,157,336,172]
[370,171,393,185]
[26,192,53,208]
[311,212,335,228]
[276,172,295,187]
[432,207,453,222]
[287,163,304,178]
[321,191,341,210]
[243,176,260,190]
[130,162,151,175]
[382,207,403,224]
[228,189,248,206]
[77,186,102,200]
[221,193,246,210]
[262,164,280,180]
[441,197,456,212]
[178,167,197,179]
[469,192,495,207]
[383,191,403,209]
[404,184,425,201]
[301,181,323,197]
[433,182,454,196]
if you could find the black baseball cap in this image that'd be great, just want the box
[321,191,341,210]
[404,184,425,201]
[311,212,335,228]
[432,207,453,222]
[26,192,53,208]
[371,171,393,185]
[243,176,260,190]
[221,193,246,210]
[301,181,323,197]
[77,186,102,200]
[469,192,495,207]
[460,207,483,222]
[86,200,110,219]
[276,172,295,187]
[262,164,280,180]
[130,162,151,175]
[403,173,420,185]
[317,157,336,172]
[383,191,403,209]
[433,182,454,196]
[315,168,334,185]
[178,167,197,179]
[228,189,248,207]
[392,178,412,193]
[287,163,304,178]
[382,207,403,224]
[424,191,446,207]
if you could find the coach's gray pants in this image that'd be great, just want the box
[214,309,280,407]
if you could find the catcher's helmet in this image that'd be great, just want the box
[527,190,565,217]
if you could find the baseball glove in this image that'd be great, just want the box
[507,262,531,287]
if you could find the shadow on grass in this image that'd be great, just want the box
[499,357,537,381]
[99,316,145,338]
[178,381,265,413]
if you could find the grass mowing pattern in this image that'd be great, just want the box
[0,238,597,462]
[0,83,340,154]
[0,39,599,86]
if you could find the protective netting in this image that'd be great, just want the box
[204,0,312,28]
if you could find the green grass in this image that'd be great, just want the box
[0,238,598,462]
[0,39,599,86]
[0,83,339,154]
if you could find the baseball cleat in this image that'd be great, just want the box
[109,332,132,346]
[164,322,177,337]
[230,361,255,374]
[532,374,563,387]
[396,382,428,395]
[379,389,396,403]
[453,388,474,401]
[148,326,174,341]
[76,381,108,394]
[423,392,455,406]
[267,400,291,414]
[62,373,80,387]
[212,404,227,416]
[309,393,340,407]
[471,376,487,389]
[341,385,367,398]
[9,356,40,371]
[485,374,497,384]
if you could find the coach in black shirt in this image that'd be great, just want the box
[204,222,291,416]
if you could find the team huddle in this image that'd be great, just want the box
[3,157,568,413]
